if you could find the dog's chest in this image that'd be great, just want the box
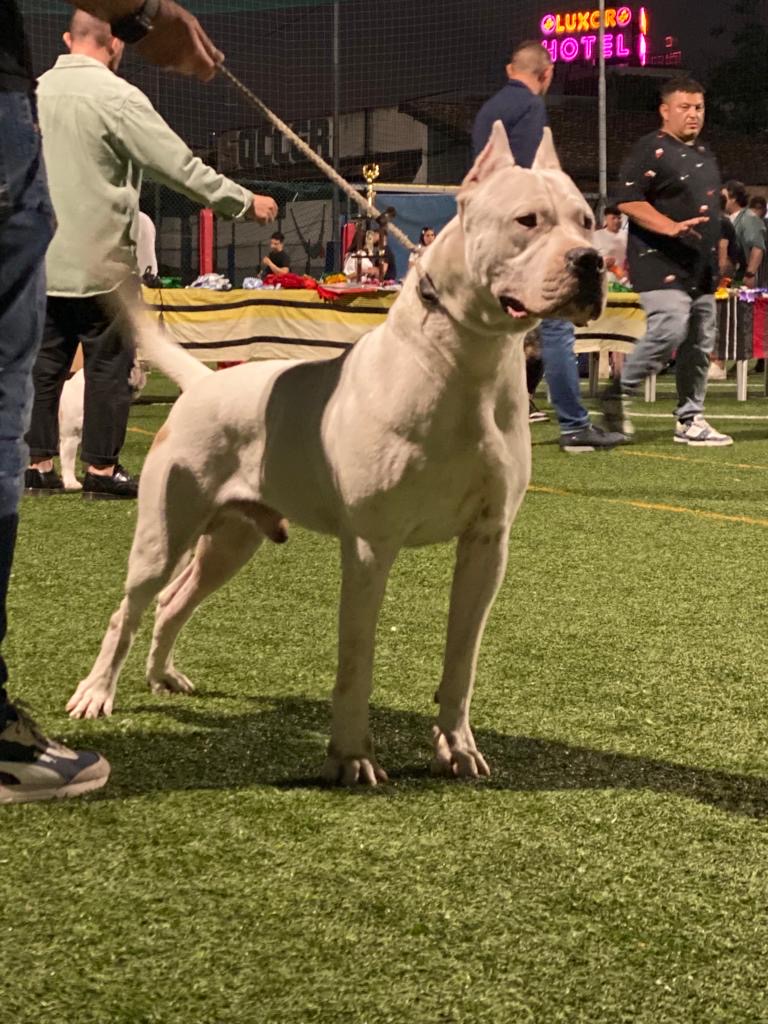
[345,411,529,547]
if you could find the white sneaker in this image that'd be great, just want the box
[707,362,727,381]
[528,399,549,423]
[674,415,733,447]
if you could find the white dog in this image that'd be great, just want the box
[58,361,148,490]
[67,125,605,784]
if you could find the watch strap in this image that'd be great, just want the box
[111,0,161,44]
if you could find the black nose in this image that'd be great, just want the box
[566,247,604,275]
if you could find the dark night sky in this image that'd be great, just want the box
[516,0,757,72]
[482,0,764,73]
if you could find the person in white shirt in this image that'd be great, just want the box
[594,205,629,378]
[136,210,158,279]
[593,205,627,278]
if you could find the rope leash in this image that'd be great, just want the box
[218,63,418,253]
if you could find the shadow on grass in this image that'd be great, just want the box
[69,695,768,819]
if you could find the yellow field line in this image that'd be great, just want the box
[528,484,768,529]
[126,426,156,437]
[616,449,768,471]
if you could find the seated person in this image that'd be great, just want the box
[260,231,291,278]
[342,223,379,281]
[375,228,397,281]
[341,222,398,282]
[419,226,436,247]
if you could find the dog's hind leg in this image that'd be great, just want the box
[321,535,397,787]
[431,522,512,780]
[59,430,82,491]
[66,564,174,720]
[145,505,270,696]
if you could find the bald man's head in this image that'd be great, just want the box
[506,40,554,96]
[64,11,124,70]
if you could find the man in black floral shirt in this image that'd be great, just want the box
[600,77,732,447]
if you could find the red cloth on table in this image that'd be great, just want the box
[262,273,318,290]
[316,282,387,300]
[753,296,767,360]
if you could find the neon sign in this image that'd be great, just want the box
[540,6,648,65]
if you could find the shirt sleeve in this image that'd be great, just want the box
[741,213,766,253]
[471,104,494,159]
[615,137,656,206]
[114,91,254,219]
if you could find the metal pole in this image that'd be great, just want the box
[597,0,607,221]
[331,1,341,271]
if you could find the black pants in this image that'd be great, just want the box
[0,515,18,714]
[526,355,544,397]
[26,292,135,468]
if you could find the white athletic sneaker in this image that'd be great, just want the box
[673,415,733,447]
[707,362,727,381]
[528,399,549,423]
[0,704,110,804]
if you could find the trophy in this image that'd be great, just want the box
[362,162,380,215]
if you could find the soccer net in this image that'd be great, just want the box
[18,1,768,283]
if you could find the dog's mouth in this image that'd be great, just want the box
[499,296,530,319]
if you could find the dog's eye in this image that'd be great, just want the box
[516,214,538,229]
[583,215,594,231]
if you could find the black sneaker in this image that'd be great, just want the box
[559,423,628,454]
[24,467,64,495]
[0,703,110,804]
[82,463,138,500]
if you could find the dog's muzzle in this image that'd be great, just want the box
[565,246,605,320]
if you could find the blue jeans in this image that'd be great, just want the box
[539,318,589,433]
[620,289,716,422]
[0,91,55,702]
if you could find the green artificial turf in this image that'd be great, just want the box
[3,377,768,1023]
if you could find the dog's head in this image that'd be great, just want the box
[457,122,605,327]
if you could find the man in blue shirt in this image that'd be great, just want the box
[472,44,551,171]
[473,41,624,453]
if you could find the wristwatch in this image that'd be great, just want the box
[110,0,161,43]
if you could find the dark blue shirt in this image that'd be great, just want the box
[471,80,547,168]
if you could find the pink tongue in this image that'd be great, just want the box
[506,307,528,318]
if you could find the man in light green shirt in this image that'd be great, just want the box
[25,11,276,499]
[723,180,766,287]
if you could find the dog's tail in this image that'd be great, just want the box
[128,303,213,392]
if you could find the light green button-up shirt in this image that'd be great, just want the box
[38,54,255,297]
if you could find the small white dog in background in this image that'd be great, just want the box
[58,360,148,490]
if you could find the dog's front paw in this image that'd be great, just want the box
[66,677,116,719]
[62,478,82,492]
[148,669,195,695]
[431,724,490,779]
[321,750,389,787]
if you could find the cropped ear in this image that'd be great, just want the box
[532,127,562,172]
[460,120,516,191]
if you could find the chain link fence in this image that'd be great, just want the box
[19,0,768,283]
